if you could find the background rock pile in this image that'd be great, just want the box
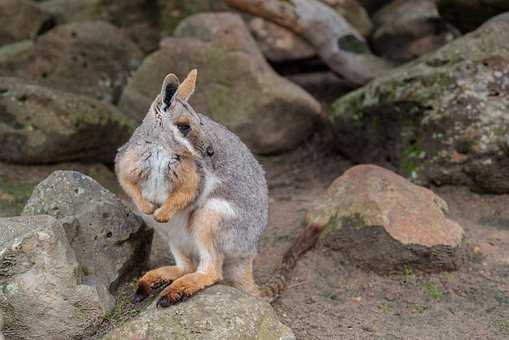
[1,0,508,339]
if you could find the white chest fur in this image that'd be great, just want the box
[140,149,172,206]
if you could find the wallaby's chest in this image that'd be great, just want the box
[140,148,173,206]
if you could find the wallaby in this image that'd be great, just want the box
[115,69,310,307]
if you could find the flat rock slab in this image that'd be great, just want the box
[306,164,464,272]
[102,285,295,340]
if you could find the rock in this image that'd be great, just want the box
[321,0,373,37]
[102,285,295,340]
[357,0,392,15]
[306,165,464,272]
[121,12,321,155]
[0,161,122,218]
[287,71,354,105]
[330,14,509,194]
[438,0,509,32]
[371,0,459,63]
[40,0,161,54]
[248,17,316,62]
[0,215,104,339]
[247,0,372,62]
[158,0,228,35]
[0,0,56,45]
[0,77,135,164]
[0,21,143,104]
[22,171,152,311]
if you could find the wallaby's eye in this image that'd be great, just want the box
[176,123,191,137]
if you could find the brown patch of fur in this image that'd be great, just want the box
[158,208,224,305]
[116,148,155,214]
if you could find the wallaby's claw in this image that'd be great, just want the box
[156,292,189,308]
[133,286,149,303]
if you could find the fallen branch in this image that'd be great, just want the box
[226,0,393,84]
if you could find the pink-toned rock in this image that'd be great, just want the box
[306,164,464,272]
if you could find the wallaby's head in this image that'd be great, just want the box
[144,69,214,160]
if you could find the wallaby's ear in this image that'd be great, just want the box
[176,69,197,101]
[161,73,180,108]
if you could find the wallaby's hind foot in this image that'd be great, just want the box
[156,270,222,307]
[133,265,191,303]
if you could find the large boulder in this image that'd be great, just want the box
[320,0,373,37]
[22,171,152,311]
[247,17,316,63]
[0,21,143,104]
[0,161,121,218]
[0,77,135,164]
[438,0,509,32]
[158,0,228,35]
[40,0,161,54]
[371,0,459,63]
[0,215,104,339]
[330,14,509,194]
[0,0,55,45]
[306,165,464,272]
[120,12,321,155]
[102,285,295,340]
[248,0,372,63]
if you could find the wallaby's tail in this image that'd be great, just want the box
[260,223,325,302]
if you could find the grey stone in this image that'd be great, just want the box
[120,12,321,155]
[22,171,152,311]
[0,77,135,164]
[0,21,143,104]
[371,0,459,62]
[102,285,295,340]
[0,215,104,339]
[331,14,509,193]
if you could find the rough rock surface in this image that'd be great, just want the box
[248,17,316,62]
[438,0,509,32]
[0,21,143,104]
[371,0,459,62]
[0,77,135,164]
[22,171,151,311]
[331,14,509,193]
[321,0,373,37]
[0,161,122,218]
[306,165,464,272]
[0,0,55,45]
[102,285,295,340]
[40,0,161,54]
[121,12,321,155]
[0,215,104,339]
[158,0,228,34]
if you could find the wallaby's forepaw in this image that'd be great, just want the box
[133,285,150,303]
[133,280,168,303]
[153,207,174,223]
[137,200,156,215]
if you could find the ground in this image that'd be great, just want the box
[257,135,509,340]
[2,133,508,340]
